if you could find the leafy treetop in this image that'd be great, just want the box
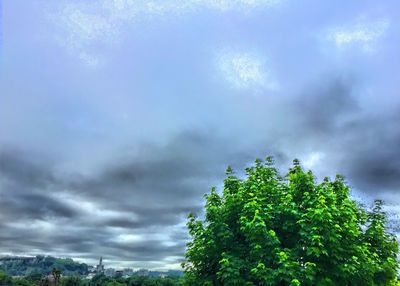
[183,157,399,286]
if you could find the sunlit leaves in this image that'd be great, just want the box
[183,157,399,285]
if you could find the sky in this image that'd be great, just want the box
[0,0,400,270]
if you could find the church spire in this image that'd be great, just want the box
[96,256,104,273]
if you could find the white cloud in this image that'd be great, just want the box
[63,8,115,42]
[198,0,281,11]
[53,3,120,66]
[79,52,101,67]
[327,18,390,52]
[51,0,282,66]
[104,0,281,15]
[115,234,143,243]
[302,151,325,169]
[217,50,278,91]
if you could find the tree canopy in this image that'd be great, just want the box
[0,271,183,286]
[183,157,399,286]
[0,256,88,276]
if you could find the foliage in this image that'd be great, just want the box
[0,270,13,285]
[88,274,183,286]
[0,271,183,286]
[183,157,399,285]
[0,256,88,276]
[61,276,89,286]
[125,275,183,286]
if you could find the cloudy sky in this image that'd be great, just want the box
[1,0,400,270]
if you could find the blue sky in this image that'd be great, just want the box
[1,0,400,270]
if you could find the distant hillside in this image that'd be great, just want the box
[0,255,88,276]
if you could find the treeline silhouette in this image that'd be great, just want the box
[0,271,183,286]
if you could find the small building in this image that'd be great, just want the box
[122,268,133,277]
[104,268,115,277]
[114,270,123,278]
[136,269,149,277]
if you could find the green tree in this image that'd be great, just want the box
[25,272,43,284]
[11,278,36,286]
[90,274,110,286]
[60,276,86,286]
[106,281,125,286]
[0,270,12,286]
[0,256,88,276]
[183,157,399,286]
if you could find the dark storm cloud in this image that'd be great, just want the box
[0,148,56,188]
[71,130,257,213]
[0,130,261,267]
[292,77,400,196]
[104,205,202,229]
[0,191,76,219]
[0,149,76,219]
[295,77,359,134]
[338,112,400,193]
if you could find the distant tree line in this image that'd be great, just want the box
[0,271,183,286]
[0,256,88,276]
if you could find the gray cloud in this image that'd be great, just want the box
[338,112,400,193]
[0,130,260,268]
[295,76,360,134]
[0,150,75,220]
